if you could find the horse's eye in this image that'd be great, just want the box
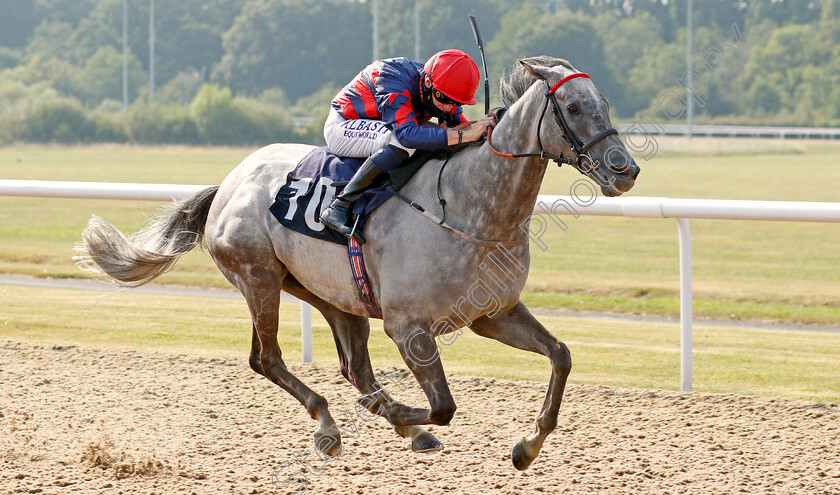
[567,104,580,115]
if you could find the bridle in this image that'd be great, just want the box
[487,73,618,175]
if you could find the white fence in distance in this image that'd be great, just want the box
[617,123,840,140]
[3,179,840,392]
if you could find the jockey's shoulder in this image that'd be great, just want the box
[376,57,423,76]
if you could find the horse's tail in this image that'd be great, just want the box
[74,186,219,288]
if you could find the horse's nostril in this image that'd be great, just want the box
[632,166,640,180]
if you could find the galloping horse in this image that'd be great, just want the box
[75,56,639,470]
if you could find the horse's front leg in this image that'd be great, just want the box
[469,301,572,470]
[382,319,456,428]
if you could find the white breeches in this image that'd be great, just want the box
[323,108,416,158]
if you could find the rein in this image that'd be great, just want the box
[387,184,527,248]
[487,72,618,175]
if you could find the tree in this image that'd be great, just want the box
[55,0,241,79]
[625,42,685,116]
[190,82,295,144]
[213,0,370,101]
[74,45,146,104]
[593,11,665,115]
[24,21,76,62]
[376,0,522,61]
[486,2,543,92]
[820,0,840,42]
[0,54,79,96]
[0,47,21,70]
[746,0,823,28]
[735,22,835,123]
[487,9,618,111]
[142,1,245,94]
[33,0,99,25]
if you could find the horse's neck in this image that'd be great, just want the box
[441,89,548,241]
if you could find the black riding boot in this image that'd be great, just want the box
[320,145,409,240]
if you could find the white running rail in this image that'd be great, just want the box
[617,123,840,140]
[3,179,840,391]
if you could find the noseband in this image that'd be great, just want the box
[488,73,618,174]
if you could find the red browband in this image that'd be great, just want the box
[548,73,590,94]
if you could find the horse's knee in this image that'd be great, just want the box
[429,398,457,426]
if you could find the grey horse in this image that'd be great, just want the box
[75,56,639,470]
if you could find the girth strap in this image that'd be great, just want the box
[348,238,382,318]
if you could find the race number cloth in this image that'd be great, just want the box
[269,147,394,245]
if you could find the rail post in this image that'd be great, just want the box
[676,218,693,391]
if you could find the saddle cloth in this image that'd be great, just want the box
[269,146,433,245]
[269,147,394,245]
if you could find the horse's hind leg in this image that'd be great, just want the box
[282,276,443,453]
[468,301,572,471]
[215,259,341,457]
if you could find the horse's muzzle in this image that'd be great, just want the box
[602,159,639,197]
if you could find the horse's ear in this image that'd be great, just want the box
[519,60,550,81]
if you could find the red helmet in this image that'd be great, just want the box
[423,49,479,105]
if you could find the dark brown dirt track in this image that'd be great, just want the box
[1,340,838,494]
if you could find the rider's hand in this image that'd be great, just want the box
[458,113,496,144]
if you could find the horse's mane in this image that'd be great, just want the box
[499,56,577,108]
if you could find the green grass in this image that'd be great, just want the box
[0,145,247,285]
[0,140,839,325]
[530,136,840,324]
[1,286,837,402]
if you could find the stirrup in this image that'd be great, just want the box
[349,215,366,244]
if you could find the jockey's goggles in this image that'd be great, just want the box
[433,89,462,106]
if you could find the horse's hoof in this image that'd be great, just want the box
[511,439,535,471]
[411,431,444,453]
[313,430,343,458]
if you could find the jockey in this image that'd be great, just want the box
[320,48,496,239]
